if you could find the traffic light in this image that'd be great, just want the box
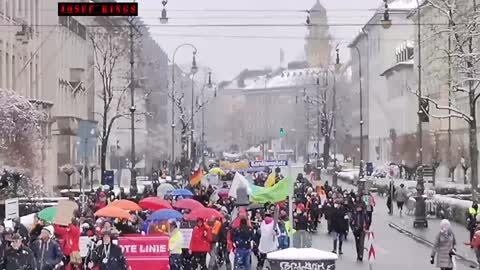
[419,98,429,122]
[279,128,285,137]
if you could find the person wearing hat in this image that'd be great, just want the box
[31,225,63,270]
[168,219,183,270]
[89,230,128,270]
[1,233,36,270]
[350,202,370,261]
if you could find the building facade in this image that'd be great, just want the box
[349,0,419,167]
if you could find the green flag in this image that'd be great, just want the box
[250,178,291,204]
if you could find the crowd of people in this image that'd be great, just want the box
[0,169,382,270]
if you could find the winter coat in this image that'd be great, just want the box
[330,207,349,233]
[91,243,128,270]
[232,226,254,250]
[189,224,213,253]
[258,220,278,254]
[350,211,370,233]
[431,230,456,268]
[395,188,409,203]
[54,224,81,256]
[293,213,308,231]
[30,239,63,270]
[2,245,37,270]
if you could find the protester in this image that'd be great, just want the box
[331,201,348,254]
[350,202,369,261]
[431,219,456,270]
[2,233,37,270]
[189,218,213,270]
[257,216,278,269]
[232,216,254,270]
[395,184,409,216]
[30,225,63,270]
[293,204,309,248]
[54,219,81,268]
[89,230,128,270]
[168,220,183,270]
[467,201,479,244]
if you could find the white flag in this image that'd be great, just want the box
[228,172,252,198]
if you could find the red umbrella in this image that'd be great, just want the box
[185,207,223,221]
[173,199,204,210]
[139,197,173,211]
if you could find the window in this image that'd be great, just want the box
[0,50,2,89]
[29,62,33,98]
[5,52,9,89]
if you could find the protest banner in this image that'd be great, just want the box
[53,200,78,226]
[118,235,170,269]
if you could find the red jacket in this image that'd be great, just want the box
[54,224,81,256]
[189,224,213,252]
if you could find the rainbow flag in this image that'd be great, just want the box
[190,168,203,186]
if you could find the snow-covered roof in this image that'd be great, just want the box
[267,248,338,261]
[387,0,419,10]
[243,68,323,90]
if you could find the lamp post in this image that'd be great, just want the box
[171,43,198,180]
[350,45,364,188]
[190,53,198,170]
[201,71,214,170]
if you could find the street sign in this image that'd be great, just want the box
[5,198,19,220]
[249,160,288,167]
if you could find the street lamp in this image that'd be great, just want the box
[171,43,198,182]
[381,0,392,29]
[159,1,168,24]
[201,71,215,170]
[190,53,198,173]
[348,42,365,186]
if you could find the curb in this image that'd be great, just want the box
[388,222,478,268]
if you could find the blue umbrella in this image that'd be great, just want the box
[170,188,194,197]
[149,209,183,221]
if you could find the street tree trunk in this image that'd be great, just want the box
[323,135,330,169]
[469,98,478,195]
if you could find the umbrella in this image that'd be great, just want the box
[139,197,173,211]
[173,199,204,210]
[185,207,223,221]
[149,209,183,221]
[170,189,194,197]
[94,206,132,220]
[157,183,175,199]
[38,207,57,223]
[110,200,142,212]
[209,167,226,175]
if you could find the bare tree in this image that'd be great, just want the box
[90,27,130,182]
[418,0,480,192]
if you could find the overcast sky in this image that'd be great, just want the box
[138,0,381,81]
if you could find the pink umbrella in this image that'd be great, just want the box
[173,199,204,210]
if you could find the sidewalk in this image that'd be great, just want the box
[387,211,476,263]
[327,175,478,264]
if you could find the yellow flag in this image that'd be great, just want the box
[264,172,276,188]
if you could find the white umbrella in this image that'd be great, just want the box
[157,183,175,199]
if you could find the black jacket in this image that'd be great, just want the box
[2,245,37,270]
[91,243,128,270]
[30,239,63,270]
[14,224,30,245]
[330,207,349,233]
[350,211,370,233]
[293,213,308,231]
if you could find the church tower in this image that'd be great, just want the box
[304,0,332,67]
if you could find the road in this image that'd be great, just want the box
[310,176,474,270]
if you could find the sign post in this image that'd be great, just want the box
[5,198,19,220]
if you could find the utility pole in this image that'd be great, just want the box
[128,19,138,196]
[316,76,321,170]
